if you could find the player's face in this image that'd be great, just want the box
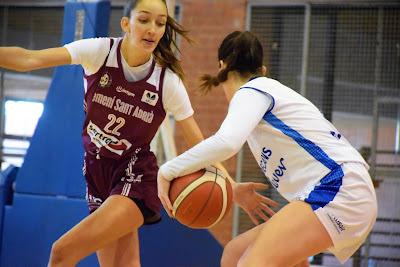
[126,0,167,53]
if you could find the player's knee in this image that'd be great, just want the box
[49,239,74,266]
[49,240,66,265]
[220,241,239,267]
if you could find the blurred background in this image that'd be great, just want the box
[0,0,399,266]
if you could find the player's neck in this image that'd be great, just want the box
[121,38,152,67]
[223,72,251,101]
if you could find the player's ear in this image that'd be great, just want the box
[219,60,226,71]
[261,65,267,76]
[121,17,130,34]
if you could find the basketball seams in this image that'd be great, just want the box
[171,175,216,217]
[170,169,206,216]
[207,167,229,226]
[207,176,228,228]
[206,166,226,179]
[187,168,219,227]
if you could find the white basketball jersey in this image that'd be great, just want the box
[243,77,367,201]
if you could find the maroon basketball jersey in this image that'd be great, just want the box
[82,39,166,159]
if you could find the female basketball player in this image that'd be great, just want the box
[0,2,269,266]
[158,31,378,267]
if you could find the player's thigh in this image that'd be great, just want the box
[224,223,265,257]
[221,223,265,267]
[53,195,144,263]
[97,230,140,267]
[239,201,333,267]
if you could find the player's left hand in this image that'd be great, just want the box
[232,182,279,225]
[157,173,174,218]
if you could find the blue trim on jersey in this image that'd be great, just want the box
[263,112,344,210]
[305,165,343,210]
[264,113,338,170]
[240,87,275,113]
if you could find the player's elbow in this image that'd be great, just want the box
[217,134,244,156]
[14,48,41,72]
[23,54,42,72]
[226,141,242,155]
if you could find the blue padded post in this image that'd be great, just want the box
[15,0,111,197]
[1,194,98,267]
[0,165,19,261]
[63,0,110,44]
[1,197,222,267]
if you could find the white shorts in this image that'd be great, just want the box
[312,162,377,263]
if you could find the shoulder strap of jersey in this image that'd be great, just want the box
[84,38,115,78]
[158,67,167,92]
[103,38,114,66]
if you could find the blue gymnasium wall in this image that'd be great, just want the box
[0,1,223,266]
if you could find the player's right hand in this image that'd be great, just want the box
[157,172,174,218]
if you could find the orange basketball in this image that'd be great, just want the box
[169,166,233,229]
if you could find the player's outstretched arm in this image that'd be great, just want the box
[0,46,71,72]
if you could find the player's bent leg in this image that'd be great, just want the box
[48,195,144,267]
[220,223,265,267]
[97,230,141,267]
[237,201,333,267]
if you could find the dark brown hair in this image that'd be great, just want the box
[124,0,191,80]
[200,31,264,94]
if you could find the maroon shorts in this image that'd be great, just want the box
[83,148,161,225]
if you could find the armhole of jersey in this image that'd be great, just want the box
[83,38,114,78]
[158,67,167,113]
[239,86,275,113]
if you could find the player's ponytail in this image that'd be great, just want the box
[124,0,191,81]
[199,31,264,94]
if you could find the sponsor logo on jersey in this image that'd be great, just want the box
[116,85,135,98]
[87,121,132,155]
[99,73,112,87]
[141,90,159,106]
[259,147,287,189]
[260,147,272,173]
[327,213,346,234]
[122,148,143,184]
[86,193,103,205]
[86,189,103,209]
[330,131,342,139]
[270,158,286,189]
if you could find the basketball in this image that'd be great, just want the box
[169,166,233,229]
